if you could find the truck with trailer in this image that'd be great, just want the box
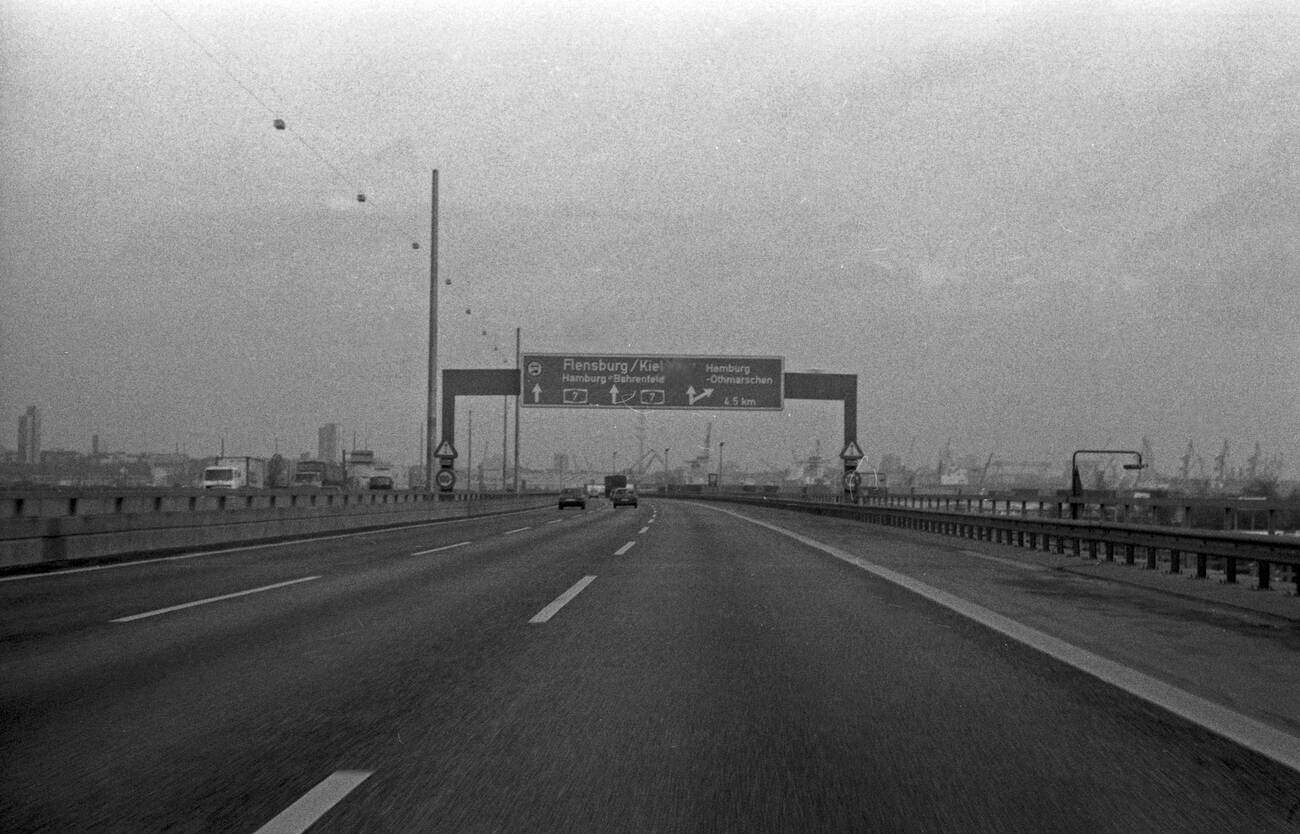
[345,449,380,490]
[603,474,628,497]
[201,456,267,490]
[291,459,346,489]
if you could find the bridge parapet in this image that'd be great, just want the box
[0,489,551,570]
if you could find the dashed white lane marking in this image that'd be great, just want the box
[615,541,636,556]
[111,576,320,623]
[529,576,596,624]
[546,518,565,525]
[700,503,1300,776]
[961,549,1044,571]
[252,770,372,834]
[412,541,472,556]
[638,526,650,534]
[503,526,532,535]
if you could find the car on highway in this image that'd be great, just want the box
[558,487,587,510]
[610,486,638,508]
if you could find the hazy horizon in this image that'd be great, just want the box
[3,0,1296,478]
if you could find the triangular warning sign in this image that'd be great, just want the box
[839,440,865,461]
[434,440,458,459]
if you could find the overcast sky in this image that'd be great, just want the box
[2,0,1297,480]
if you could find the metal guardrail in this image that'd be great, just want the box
[685,493,1300,597]
[863,491,1296,535]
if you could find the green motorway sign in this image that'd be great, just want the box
[520,353,784,410]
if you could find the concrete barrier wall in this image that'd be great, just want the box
[0,492,552,569]
[0,489,498,519]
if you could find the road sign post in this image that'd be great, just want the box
[840,440,864,501]
[434,440,458,494]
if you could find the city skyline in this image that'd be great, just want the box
[5,400,1289,490]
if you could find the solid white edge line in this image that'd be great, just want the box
[529,575,596,624]
[699,503,1300,775]
[252,770,372,834]
[111,576,320,623]
[503,526,532,535]
[614,541,636,556]
[412,541,472,556]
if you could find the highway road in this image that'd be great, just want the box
[1,498,1297,832]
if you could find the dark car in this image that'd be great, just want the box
[610,487,638,508]
[558,487,587,510]
[368,475,394,490]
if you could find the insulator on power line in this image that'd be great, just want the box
[356,193,366,202]
[273,118,286,130]
[465,308,471,315]
[412,242,420,249]
[444,278,451,285]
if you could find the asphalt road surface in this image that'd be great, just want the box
[1,499,1297,832]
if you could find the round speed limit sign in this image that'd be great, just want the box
[843,470,861,491]
[435,469,457,490]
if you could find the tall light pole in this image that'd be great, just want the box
[663,448,669,488]
[1070,449,1145,519]
[718,441,725,488]
[513,327,521,493]
[424,169,439,491]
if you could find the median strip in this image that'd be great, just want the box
[111,576,320,623]
[252,770,372,834]
[412,541,471,556]
[529,576,596,624]
[2,509,545,584]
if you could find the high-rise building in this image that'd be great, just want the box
[318,423,341,462]
[17,406,41,465]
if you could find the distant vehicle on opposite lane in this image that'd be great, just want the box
[610,487,638,508]
[558,487,587,509]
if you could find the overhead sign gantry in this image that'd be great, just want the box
[520,353,783,410]
[435,355,859,497]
